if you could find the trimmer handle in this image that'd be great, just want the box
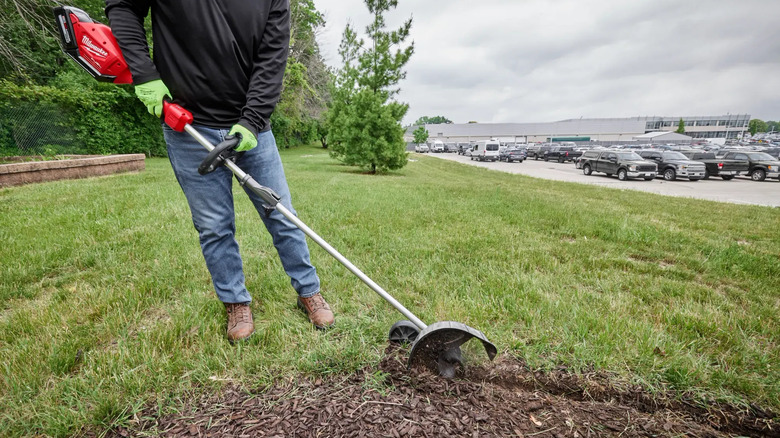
[162,100,193,132]
[158,99,244,175]
[198,135,243,175]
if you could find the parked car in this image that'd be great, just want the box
[528,143,555,160]
[543,145,583,163]
[500,147,527,162]
[575,150,602,169]
[762,147,780,159]
[431,140,445,153]
[457,143,472,155]
[470,139,500,162]
[444,143,458,153]
[715,148,746,158]
[580,150,657,181]
[637,150,706,181]
[679,151,748,180]
[414,144,429,153]
[720,151,780,181]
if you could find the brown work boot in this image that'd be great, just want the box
[225,302,254,342]
[297,293,335,329]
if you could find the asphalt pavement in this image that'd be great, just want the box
[422,152,780,208]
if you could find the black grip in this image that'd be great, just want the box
[198,134,242,175]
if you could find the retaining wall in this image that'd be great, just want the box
[0,154,146,187]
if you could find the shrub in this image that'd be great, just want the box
[0,80,166,157]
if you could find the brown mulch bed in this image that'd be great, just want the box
[109,345,778,437]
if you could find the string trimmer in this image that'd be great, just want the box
[53,6,497,377]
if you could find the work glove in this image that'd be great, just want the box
[229,124,258,152]
[135,79,171,117]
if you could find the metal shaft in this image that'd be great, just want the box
[183,124,428,330]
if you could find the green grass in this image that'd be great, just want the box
[1,146,778,436]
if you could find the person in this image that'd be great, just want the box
[105,0,334,341]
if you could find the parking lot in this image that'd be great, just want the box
[424,152,780,207]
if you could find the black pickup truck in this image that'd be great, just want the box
[581,150,657,181]
[543,145,583,163]
[528,143,554,160]
[679,151,748,180]
[720,151,780,181]
[637,150,706,181]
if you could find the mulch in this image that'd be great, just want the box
[108,345,778,437]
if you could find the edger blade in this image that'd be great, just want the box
[408,321,497,378]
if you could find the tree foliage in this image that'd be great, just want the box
[273,0,331,148]
[314,114,329,148]
[765,120,779,133]
[414,115,452,125]
[676,118,685,134]
[413,125,428,144]
[748,119,767,135]
[327,0,413,173]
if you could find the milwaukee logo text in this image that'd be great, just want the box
[81,36,108,58]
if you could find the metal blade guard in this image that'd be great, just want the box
[408,321,497,378]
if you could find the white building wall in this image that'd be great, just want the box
[404,115,749,143]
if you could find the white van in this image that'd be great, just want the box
[414,143,429,153]
[470,139,500,161]
[431,140,445,153]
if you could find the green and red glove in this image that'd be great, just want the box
[229,124,258,152]
[135,79,171,117]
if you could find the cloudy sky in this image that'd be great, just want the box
[312,0,780,125]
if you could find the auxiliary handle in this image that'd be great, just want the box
[197,134,243,175]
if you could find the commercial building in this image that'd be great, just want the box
[407,114,750,144]
[633,131,692,143]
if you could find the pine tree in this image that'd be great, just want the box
[327,0,414,173]
[676,118,685,134]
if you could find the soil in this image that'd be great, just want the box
[108,345,778,437]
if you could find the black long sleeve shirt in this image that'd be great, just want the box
[104,0,290,136]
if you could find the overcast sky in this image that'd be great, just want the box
[312,0,780,125]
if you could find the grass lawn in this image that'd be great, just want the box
[1,145,778,436]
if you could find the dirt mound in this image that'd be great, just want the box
[111,346,778,437]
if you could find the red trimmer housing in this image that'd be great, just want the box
[53,6,132,84]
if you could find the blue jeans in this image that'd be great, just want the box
[164,125,320,304]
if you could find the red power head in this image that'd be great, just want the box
[53,6,132,84]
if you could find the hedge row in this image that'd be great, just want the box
[0,80,166,157]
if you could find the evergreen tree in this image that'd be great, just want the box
[676,118,685,134]
[328,0,413,173]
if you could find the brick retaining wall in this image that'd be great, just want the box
[0,154,146,187]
